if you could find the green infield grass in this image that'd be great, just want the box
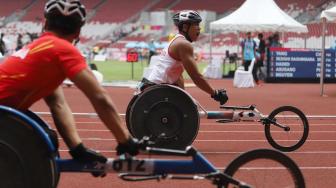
[92,60,235,81]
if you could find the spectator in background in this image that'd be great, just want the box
[27,32,39,42]
[0,33,7,56]
[271,32,282,47]
[254,33,266,85]
[265,35,273,72]
[16,34,23,51]
[240,31,256,71]
[147,38,157,65]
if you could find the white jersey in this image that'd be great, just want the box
[145,34,185,84]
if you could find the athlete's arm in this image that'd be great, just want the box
[44,87,82,149]
[175,74,185,89]
[175,40,215,96]
[70,68,130,144]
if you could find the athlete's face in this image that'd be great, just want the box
[188,23,201,41]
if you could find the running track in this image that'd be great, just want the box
[30,80,336,188]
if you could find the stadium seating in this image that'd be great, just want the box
[92,0,152,23]
[0,1,31,17]
[149,0,177,11]
[0,0,335,61]
[81,22,118,40]
[171,0,244,13]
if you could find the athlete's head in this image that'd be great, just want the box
[44,0,86,37]
[172,10,202,42]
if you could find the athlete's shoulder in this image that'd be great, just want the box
[172,37,192,50]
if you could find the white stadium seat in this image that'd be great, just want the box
[233,58,255,88]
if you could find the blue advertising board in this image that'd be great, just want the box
[268,47,336,81]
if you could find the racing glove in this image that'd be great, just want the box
[211,89,229,105]
[70,143,107,177]
[116,137,140,156]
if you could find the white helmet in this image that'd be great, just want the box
[172,10,202,27]
[44,0,86,22]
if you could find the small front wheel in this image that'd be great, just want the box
[222,149,305,188]
[264,106,309,152]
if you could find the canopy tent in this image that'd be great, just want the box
[321,6,336,20]
[210,0,308,33]
[320,6,336,96]
[206,0,308,83]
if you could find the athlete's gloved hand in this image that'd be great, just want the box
[70,143,107,177]
[116,137,140,156]
[211,89,229,105]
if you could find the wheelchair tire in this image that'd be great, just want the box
[129,85,199,149]
[125,94,139,135]
[0,113,59,188]
[265,106,309,152]
[222,149,305,188]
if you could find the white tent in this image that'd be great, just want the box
[210,0,308,33]
[207,0,308,67]
[320,6,336,96]
[321,6,336,21]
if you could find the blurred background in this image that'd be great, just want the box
[0,0,335,81]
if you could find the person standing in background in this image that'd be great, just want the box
[0,33,7,56]
[254,33,266,85]
[240,31,256,71]
[271,32,282,47]
[147,38,157,65]
[16,34,24,51]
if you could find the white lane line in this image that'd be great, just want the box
[36,112,336,119]
[195,139,336,142]
[215,166,336,170]
[68,122,336,126]
[75,129,336,133]
[57,149,336,155]
[57,138,336,142]
[44,121,336,126]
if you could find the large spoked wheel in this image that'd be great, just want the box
[264,106,309,152]
[222,149,305,188]
[128,85,199,149]
[0,113,59,188]
[125,94,139,135]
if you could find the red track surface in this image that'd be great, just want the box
[31,79,336,188]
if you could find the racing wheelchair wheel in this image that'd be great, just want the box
[264,106,309,152]
[128,85,200,149]
[125,94,139,135]
[0,112,59,188]
[222,149,305,188]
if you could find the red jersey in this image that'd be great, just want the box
[0,32,87,110]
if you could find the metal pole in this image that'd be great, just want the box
[236,32,239,53]
[320,18,326,96]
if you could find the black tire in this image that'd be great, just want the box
[126,94,139,135]
[0,113,59,188]
[129,85,199,149]
[223,149,305,188]
[265,106,309,152]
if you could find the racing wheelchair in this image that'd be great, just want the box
[126,84,309,152]
[0,105,305,188]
